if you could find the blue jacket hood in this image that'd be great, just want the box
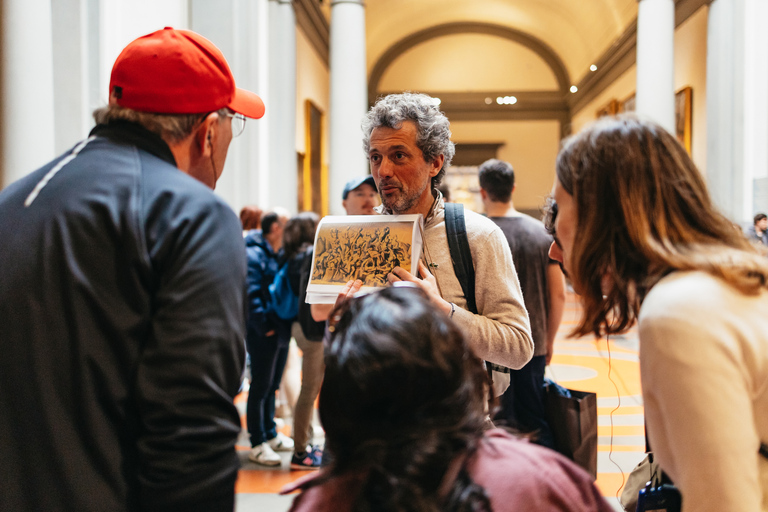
[244,229,269,251]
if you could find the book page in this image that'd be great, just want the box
[305,214,423,303]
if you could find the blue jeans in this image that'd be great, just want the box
[495,355,555,449]
[245,323,291,446]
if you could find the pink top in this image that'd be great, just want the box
[281,429,612,511]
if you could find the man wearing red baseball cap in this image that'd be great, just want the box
[0,28,263,512]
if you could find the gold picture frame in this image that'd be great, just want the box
[675,86,693,154]
[619,93,635,113]
[302,100,328,216]
[615,87,693,155]
[596,99,619,118]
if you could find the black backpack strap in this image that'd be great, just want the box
[444,202,477,314]
[444,203,509,376]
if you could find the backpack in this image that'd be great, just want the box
[269,262,298,321]
[444,203,511,389]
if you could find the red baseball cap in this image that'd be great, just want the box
[109,27,265,119]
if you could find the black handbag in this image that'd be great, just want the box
[620,452,681,512]
[624,442,768,511]
[543,378,598,479]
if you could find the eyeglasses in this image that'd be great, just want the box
[225,112,246,137]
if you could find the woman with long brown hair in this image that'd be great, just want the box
[547,115,768,511]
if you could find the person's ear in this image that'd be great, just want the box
[480,188,488,201]
[429,154,445,177]
[196,112,219,157]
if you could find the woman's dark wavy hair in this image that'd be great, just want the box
[300,286,491,512]
[555,114,768,337]
[282,211,319,261]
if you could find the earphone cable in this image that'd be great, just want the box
[605,333,627,506]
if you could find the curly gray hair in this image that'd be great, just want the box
[362,92,455,190]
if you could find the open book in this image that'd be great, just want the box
[304,214,424,304]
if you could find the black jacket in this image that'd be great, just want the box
[0,122,246,512]
[296,246,325,341]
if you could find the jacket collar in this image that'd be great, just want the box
[89,121,177,167]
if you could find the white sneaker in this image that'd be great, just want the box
[248,442,281,466]
[267,432,295,452]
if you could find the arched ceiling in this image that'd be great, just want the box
[305,0,707,120]
[368,22,570,97]
[362,0,638,87]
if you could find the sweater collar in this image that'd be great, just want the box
[374,189,444,224]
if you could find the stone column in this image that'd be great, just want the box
[742,0,768,216]
[635,0,675,134]
[268,0,298,213]
[1,0,56,188]
[329,0,367,214]
[51,0,92,155]
[707,0,768,220]
[191,0,270,214]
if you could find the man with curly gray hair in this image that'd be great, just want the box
[361,92,533,381]
[362,92,455,200]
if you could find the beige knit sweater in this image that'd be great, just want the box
[378,194,533,369]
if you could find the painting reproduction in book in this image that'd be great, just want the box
[304,214,423,304]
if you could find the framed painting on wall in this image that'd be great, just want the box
[615,87,692,155]
[302,100,327,216]
[619,93,635,113]
[675,86,693,154]
[596,99,619,118]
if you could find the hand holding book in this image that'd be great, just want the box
[388,261,453,317]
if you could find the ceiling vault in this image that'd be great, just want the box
[367,21,571,104]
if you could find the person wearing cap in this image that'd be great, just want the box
[0,28,264,512]
[291,176,378,468]
[307,176,378,322]
[342,175,378,215]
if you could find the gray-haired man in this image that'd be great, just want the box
[363,92,533,374]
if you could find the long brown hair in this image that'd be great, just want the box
[556,115,768,337]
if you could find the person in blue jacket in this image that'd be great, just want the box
[245,208,295,466]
